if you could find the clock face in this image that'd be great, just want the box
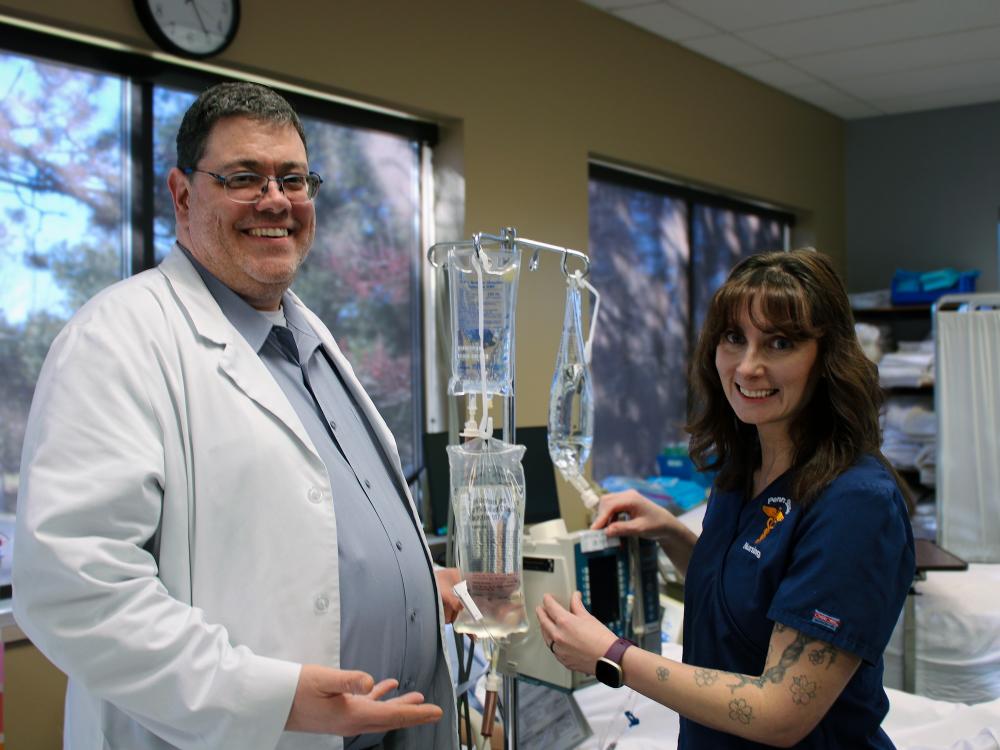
[135,0,240,58]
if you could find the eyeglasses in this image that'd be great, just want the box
[185,168,323,203]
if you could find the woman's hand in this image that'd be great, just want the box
[433,567,463,624]
[591,489,678,541]
[535,591,617,675]
[592,490,700,576]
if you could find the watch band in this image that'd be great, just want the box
[603,636,634,664]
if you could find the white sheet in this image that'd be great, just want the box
[885,565,1000,704]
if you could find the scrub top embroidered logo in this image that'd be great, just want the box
[743,496,791,559]
[754,496,791,544]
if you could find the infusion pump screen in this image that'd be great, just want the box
[587,554,621,624]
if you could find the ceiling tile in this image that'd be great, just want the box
[794,26,1000,81]
[784,80,884,118]
[740,60,818,87]
[615,2,718,40]
[839,58,1000,99]
[665,0,893,32]
[872,82,1000,114]
[680,33,772,65]
[739,0,1000,58]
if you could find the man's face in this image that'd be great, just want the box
[168,116,316,310]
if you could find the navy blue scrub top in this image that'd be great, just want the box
[680,455,915,749]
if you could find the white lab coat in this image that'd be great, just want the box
[13,249,458,750]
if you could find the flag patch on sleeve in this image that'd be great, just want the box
[812,609,841,632]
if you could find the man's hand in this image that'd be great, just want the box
[434,567,464,624]
[285,664,443,735]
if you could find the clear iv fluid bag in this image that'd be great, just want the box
[446,245,521,397]
[447,437,529,640]
[548,276,594,478]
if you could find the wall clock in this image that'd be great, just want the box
[134,0,240,59]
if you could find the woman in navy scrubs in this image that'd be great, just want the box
[537,249,915,748]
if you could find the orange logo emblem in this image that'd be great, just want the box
[754,505,785,544]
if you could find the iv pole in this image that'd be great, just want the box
[427,227,591,750]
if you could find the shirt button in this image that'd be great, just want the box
[395,540,403,551]
[306,487,322,503]
[404,678,415,689]
[409,609,417,622]
[314,596,330,613]
[364,478,372,489]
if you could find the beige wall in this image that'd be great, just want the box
[0,0,844,737]
[3,633,67,749]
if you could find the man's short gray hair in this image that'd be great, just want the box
[176,81,307,170]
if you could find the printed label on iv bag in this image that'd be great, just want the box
[449,271,517,396]
[454,485,524,599]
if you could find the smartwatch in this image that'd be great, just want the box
[595,636,635,688]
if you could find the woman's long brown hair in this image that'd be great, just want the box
[686,249,912,509]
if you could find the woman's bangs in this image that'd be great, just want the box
[727,276,819,341]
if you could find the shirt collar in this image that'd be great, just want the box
[176,242,276,354]
[283,300,322,361]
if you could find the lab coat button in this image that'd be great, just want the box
[329,419,337,430]
[307,487,322,503]
[314,596,330,613]
[364,478,372,489]
[395,540,403,550]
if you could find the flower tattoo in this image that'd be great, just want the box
[694,669,718,687]
[729,698,753,725]
[790,675,818,705]
[656,666,670,682]
[808,644,838,668]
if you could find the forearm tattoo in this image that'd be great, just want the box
[694,668,718,687]
[808,644,838,668]
[728,698,753,725]
[790,675,818,705]
[656,666,670,682]
[726,629,839,694]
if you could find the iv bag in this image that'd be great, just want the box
[446,244,521,397]
[447,436,529,641]
[548,275,594,480]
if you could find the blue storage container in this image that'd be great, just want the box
[890,269,978,305]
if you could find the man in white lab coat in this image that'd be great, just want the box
[13,81,460,750]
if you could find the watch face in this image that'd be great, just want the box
[135,0,240,58]
[595,656,624,688]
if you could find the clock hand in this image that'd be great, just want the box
[186,0,209,33]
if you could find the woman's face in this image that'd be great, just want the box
[715,301,820,443]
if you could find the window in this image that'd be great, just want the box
[588,164,792,479]
[0,25,435,595]
[0,52,130,594]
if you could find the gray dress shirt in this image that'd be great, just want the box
[180,245,437,749]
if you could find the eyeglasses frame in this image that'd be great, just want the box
[183,167,323,203]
